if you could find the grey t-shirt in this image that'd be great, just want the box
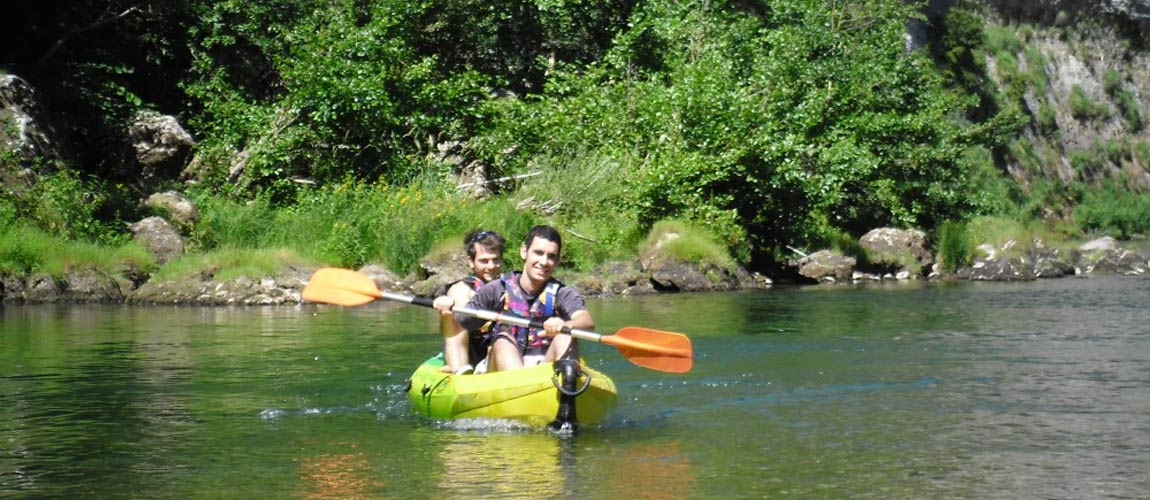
[457,273,586,332]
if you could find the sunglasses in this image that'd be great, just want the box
[469,230,496,244]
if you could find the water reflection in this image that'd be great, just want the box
[434,432,568,498]
[590,439,695,500]
[298,447,383,500]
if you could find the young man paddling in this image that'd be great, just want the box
[431,230,506,374]
[435,225,593,373]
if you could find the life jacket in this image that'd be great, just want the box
[496,272,561,349]
[460,275,484,292]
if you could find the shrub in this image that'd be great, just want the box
[1069,85,1108,121]
[937,220,973,271]
[639,219,734,271]
[1075,183,1150,239]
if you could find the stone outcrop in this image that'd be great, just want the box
[144,191,200,230]
[797,250,856,283]
[0,269,132,303]
[128,111,195,189]
[128,266,315,305]
[0,74,71,168]
[859,227,933,276]
[128,216,185,265]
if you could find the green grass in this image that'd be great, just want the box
[936,220,973,271]
[0,224,155,278]
[190,178,543,275]
[965,215,1067,257]
[985,24,1023,54]
[1069,85,1109,121]
[149,247,314,282]
[639,219,734,271]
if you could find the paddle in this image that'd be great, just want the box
[302,267,693,373]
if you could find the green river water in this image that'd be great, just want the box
[2,276,1148,499]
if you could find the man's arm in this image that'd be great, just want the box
[456,281,502,331]
[542,287,593,335]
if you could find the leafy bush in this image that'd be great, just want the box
[1075,183,1150,239]
[984,24,1023,54]
[0,169,128,244]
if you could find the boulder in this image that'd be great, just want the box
[1079,236,1119,252]
[144,191,200,230]
[648,260,733,292]
[410,247,470,297]
[1080,248,1149,275]
[859,227,933,276]
[1029,239,1077,278]
[60,269,132,303]
[130,265,315,305]
[0,74,71,167]
[128,111,195,188]
[574,260,652,297]
[357,264,411,293]
[797,250,856,283]
[23,273,62,302]
[128,216,185,265]
[956,256,1036,281]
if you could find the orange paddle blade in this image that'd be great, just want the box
[602,327,694,373]
[302,268,383,306]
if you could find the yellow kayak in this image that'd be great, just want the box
[406,355,618,428]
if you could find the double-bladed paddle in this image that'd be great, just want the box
[302,267,693,373]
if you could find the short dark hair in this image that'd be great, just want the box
[464,230,505,259]
[523,225,562,253]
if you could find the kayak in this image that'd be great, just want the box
[406,354,618,428]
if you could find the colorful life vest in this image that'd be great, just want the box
[496,272,561,349]
[460,275,484,292]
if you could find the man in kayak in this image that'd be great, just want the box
[437,225,594,373]
[431,229,506,374]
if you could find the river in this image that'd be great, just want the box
[2,276,1148,498]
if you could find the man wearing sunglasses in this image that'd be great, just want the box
[432,229,506,374]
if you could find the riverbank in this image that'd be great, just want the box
[2,232,1147,305]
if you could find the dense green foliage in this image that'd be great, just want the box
[2,0,1147,277]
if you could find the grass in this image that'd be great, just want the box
[1069,84,1109,121]
[149,247,315,282]
[936,220,973,271]
[639,219,734,272]
[964,215,1069,257]
[0,224,155,278]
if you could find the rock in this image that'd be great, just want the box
[1031,244,1077,278]
[975,243,998,260]
[129,265,315,305]
[1080,248,1150,275]
[128,111,195,188]
[24,273,62,302]
[128,216,185,264]
[575,260,651,297]
[357,264,410,292]
[858,227,932,276]
[649,260,717,292]
[797,250,856,282]
[144,191,200,230]
[0,74,71,167]
[61,269,132,302]
[1079,236,1119,252]
[956,256,1036,281]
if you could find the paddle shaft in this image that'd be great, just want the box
[378,290,606,342]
